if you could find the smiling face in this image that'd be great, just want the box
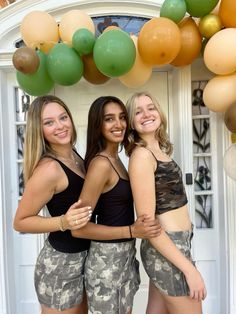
[132,95,162,136]
[42,102,73,149]
[101,102,127,144]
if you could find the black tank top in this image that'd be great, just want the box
[47,156,92,253]
[93,156,134,243]
[148,150,188,215]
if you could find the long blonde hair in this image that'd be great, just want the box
[23,95,77,183]
[125,91,173,156]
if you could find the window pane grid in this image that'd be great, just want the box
[192,81,213,229]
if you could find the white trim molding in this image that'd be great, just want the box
[224,130,236,314]
[0,0,163,51]
[0,69,11,314]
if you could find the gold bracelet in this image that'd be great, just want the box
[129,225,133,239]
[59,214,66,232]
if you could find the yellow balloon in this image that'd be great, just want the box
[20,11,59,53]
[204,28,236,75]
[119,35,152,88]
[199,14,222,39]
[171,17,202,67]
[59,10,95,46]
[203,73,236,112]
[231,133,236,143]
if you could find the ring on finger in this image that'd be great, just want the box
[75,219,79,225]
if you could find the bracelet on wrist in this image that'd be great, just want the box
[59,214,66,232]
[129,225,133,239]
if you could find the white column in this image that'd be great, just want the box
[0,69,7,314]
[224,138,236,314]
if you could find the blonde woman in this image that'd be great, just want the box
[125,91,207,314]
[13,95,92,314]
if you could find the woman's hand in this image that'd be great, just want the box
[62,200,92,231]
[185,266,207,301]
[131,215,162,239]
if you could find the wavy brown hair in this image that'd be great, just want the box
[23,95,77,183]
[125,91,173,156]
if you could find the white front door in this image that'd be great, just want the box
[5,68,224,313]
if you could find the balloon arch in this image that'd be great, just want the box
[12,0,236,178]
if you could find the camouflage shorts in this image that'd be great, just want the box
[34,238,87,311]
[141,227,194,297]
[85,240,140,314]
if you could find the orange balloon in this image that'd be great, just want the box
[171,17,202,67]
[203,73,236,112]
[219,0,236,28]
[103,26,120,32]
[59,10,95,46]
[204,28,236,75]
[82,54,110,85]
[138,17,181,66]
[119,35,152,88]
[20,11,59,53]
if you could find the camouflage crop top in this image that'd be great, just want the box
[150,151,188,215]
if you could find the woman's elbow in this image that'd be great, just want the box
[13,216,25,232]
[13,219,21,232]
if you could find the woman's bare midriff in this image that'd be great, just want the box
[157,205,192,232]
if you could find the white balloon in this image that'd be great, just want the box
[223,143,236,181]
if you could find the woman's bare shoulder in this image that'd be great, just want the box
[130,147,152,161]
[33,157,63,181]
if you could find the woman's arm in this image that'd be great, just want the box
[13,159,91,233]
[129,148,206,301]
[72,156,161,240]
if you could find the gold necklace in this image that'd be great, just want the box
[58,154,79,166]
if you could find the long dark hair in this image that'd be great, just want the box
[84,96,128,170]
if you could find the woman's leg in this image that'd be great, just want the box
[146,280,169,314]
[162,294,202,314]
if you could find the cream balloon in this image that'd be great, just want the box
[211,0,221,15]
[59,10,95,46]
[119,35,152,88]
[20,11,59,53]
[203,73,236,112]
[204,28,236,75]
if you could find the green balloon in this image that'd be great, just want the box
[16,50,54,96]
[93,29,136,77]
[72,28,96,55]
[185,0,219,17]
[47,43,84,86]
[160,0,186,23]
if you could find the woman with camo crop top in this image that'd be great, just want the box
[125,91,207,314]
